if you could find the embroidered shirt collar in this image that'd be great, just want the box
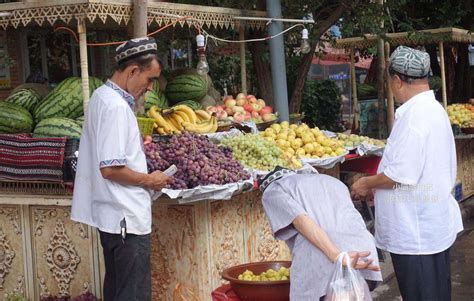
[105,80,135,110]
[395,90,434,120]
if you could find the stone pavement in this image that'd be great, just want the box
[371,216,474,300]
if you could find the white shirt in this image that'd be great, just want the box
[71,80,152,235]
[263,174,382,300]
[375,90,463,255]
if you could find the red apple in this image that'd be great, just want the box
[262,113,276,122]
[248,97,258,104]
[251,103,262,112]
[243,104,253,112]
[216,110,228,120]
[225,98,236,108]
[236,93,246,100]
[206,106,217,113]
[233,112,245,123]
[236,97,247,106]
[251,111,260,118]
[215,105,225,112]
[244,111,252,121]
[232,106,245,114]
[225,107,234,116]
[260,106,273,115]
[223,95,234,101]
[256,99,266,108]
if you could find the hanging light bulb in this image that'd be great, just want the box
[196,34,209,76]
[300,28,311,54]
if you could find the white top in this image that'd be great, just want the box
[71,80,152,235]
[263,174,382,300]
[375,90,463,255]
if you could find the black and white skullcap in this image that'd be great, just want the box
[115,37,158,64]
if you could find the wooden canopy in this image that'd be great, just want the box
[335,27,474,49]
[0,0,267,30]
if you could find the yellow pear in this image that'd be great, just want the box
[302,134,313,145]
[304,143,315,154]
[296,148,306,157]
[290,124,298,130]
[291,138,303,150]
[280,121,290,128]
[270,123,281,134]
[276,132,288,140]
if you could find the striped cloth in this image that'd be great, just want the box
[0,134,67,182]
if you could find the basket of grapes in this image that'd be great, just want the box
[222,261,291,301]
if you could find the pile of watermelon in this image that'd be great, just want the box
[0,77,103,138]
[0,70,218,139]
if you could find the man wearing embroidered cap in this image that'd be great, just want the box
[72,37,169,301]
[351,46,463,300]
[259,167,382,300]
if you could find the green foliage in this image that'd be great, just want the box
[301,80,343,132]
[428,76,442,91]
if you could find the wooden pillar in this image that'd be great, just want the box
[239,26,247,94]
[350,48,359,131]
[78,18,90,116]
[439,41,448,109]
[133,0,148,37]
[385,42,394,132]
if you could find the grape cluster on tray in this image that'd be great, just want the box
[145,132,250,189]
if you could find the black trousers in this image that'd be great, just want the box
[99,230,151,301]
[391,248,451,301]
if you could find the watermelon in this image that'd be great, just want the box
[165,75,208,105]
[76,116,85,127]
[174,100,202,110]
[6,88,42,112]
[33,117,82,139]
[11,83,50,99]
[145,90,169,110]
[33,77,103,123]
[0,101,34,134]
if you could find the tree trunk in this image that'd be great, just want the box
[445,44,456,103]
[289,2,350,114]
[249,30,274,106]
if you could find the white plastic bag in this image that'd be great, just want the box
[324,252,372,301]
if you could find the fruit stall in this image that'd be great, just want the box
[335,27,474,201]
[0,3,473,301]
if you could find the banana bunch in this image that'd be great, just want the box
[148,105,218,135]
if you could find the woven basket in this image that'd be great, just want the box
[137,117,156,136]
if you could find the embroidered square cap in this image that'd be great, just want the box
[115,37,158,64]
[389,46,430,78]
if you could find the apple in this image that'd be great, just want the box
[260,106,273,115]
[243,104,253,113]
[216,110,228,120]
[225,107,234,116]
[251,117,263,123]
[225,98,236,108]
[233,112,245,123]
[251,111,260,118]
[256,99,266,108]
[248,96,258,104]
[244,111,252,121]
[262,113,276,122]
[206,106,217,113]
[232,106,245,114]
[251,103,262,112]
[236,93,246,100]
[215,105,225,112]
[236,97,247,106]
[223,95,234,101]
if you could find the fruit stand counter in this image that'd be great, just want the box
[455,134,474,201]
[0,189,291,300]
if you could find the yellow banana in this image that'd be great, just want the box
[164,115,181,133]
[182,119,214,133]
[209,116,218,133]
[195,109,212,121]
[173,105,197,124]
[168,113,185,131]
[156,127,167,135]
[173,110,191,123]
[149,106,172,133]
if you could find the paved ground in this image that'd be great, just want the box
[372,216,474,301]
